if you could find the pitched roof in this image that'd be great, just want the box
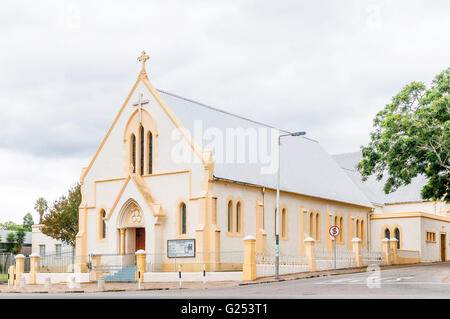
[157,89,373,208]
[333,152,429,205]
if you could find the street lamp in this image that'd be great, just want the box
[275,130,306,280]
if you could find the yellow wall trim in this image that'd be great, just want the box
[371,212,450,223]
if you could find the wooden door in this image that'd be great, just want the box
[441,234,446,262]
[135,228,145,251]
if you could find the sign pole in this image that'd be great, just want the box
[334,237,336,272]
[329,225,340,273]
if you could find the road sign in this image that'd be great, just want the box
[329,225,340,237]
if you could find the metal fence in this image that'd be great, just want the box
[0,253,14,283]
[361,249,386,266]
[255,250,309,278]
[314,245,356,270]
[86,251,244,279]
[39,249,76,273]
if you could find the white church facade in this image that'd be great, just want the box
[74,52,449,276]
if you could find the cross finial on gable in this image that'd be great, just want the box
[137,51,150,71]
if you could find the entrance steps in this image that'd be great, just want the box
[104,265,137,282]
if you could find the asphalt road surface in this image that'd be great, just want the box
[2,262,450,299]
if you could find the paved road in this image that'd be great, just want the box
[2,262,450,298]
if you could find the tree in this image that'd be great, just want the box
[358,68,449,202]
[23,213,34,232]
[5,232,17,254]
[41,183,81,247]
[34,197,48,224]
[14,228,25,254]
[0,221,24,231]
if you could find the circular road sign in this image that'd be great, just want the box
[329,225,340,237]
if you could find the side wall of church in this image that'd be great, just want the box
[211,181,371,256]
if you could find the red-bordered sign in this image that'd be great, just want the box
[329,225,340,237]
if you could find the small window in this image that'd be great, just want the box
[394,228,400,249]
[281,208,287,238]
[384,228,390,239]
[131,134,136,173]
[227,201,232,233]
[148,131,153,174]
[140,126,145,176]
[39,244,45,257]
[55,244,61,257]
[236,202,241,233]
[180,203,187,235]
[101,210,107,239]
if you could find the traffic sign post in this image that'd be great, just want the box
[329,226,340,272]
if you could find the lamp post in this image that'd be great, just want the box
[275,130,306,280]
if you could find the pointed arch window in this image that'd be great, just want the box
[227,201,232,233]
[101,210,106,239]
[236,202,241,233]
[140,126,144,176]
[148,131,153,174]
[384,228,390,239]
[394,228,400,249]
[281,208,287,239]
[180,203,187,235]
[315,212,320,241]
[131,134,136,173]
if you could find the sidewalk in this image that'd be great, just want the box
[1,261,444,294]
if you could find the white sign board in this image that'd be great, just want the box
[167,239,195,258]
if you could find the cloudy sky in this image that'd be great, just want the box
[0,0,449,224]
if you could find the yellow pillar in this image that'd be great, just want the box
[304,237,316,272]
[242,236,256,281]
[352,238,362,267]
[382,238,391,265]
[390,238,398,265]
[14,254,25,286]
[119,228,126,254]
[29,253,40,285]
[8,265,15,287]
[135,250,146,283]
[90,254,101,281]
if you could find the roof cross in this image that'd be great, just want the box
[132,93,149,124]
[137,51,150,71]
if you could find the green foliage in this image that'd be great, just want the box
[34,197,48,224]
[358,68,450,202]
[22,213,34,232]
[5,232,17,253]
[0,221,25,231]
[41,183,81,247]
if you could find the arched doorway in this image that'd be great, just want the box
[117,199,146,254]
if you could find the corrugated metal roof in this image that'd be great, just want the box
[157,89,373,208]
[333,152,428,204]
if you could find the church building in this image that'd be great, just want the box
[75,52,448,274]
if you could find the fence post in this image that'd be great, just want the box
[135,250,146,283]
[243,236,256,281]
[14,254,25,287]
[390,238,398,265]
[8,265,15,288]
[90,254,101,281]
[381,238,391,265]
[352,238,362,267]
[304,237,316,272]
[29,253,40,285]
